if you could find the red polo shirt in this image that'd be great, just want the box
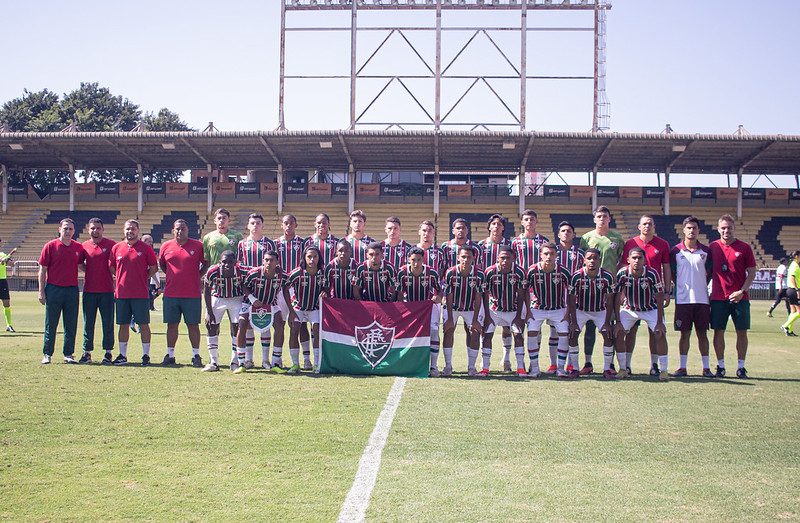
[39,238,85,287]
[110,240,157,299]
[158,238,206,298]
[82,238,116,293]
[622,236,670,279]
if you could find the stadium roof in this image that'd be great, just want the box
[1,130,799,175]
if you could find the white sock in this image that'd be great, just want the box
[209,348,219,365]
[230,348,237,365]
[602,345,614,371]
[119,342,128,358]
[679,354,688,369]
[261,339,270,363]
[443,346,453,367]
[568,345,580,370]
[192,347,199,357]
[481,346,492,370]
[313,347,320,366]
[701,355,710,369]
[738,359,746,370]
[167,346,175,357]
[617,351,627,370]
[467,348,479,369]
[651,353,658,365]
[143,343,150,357]
[659,355,669,372]
[272,346,283,366]
[549,333,559,368]
[290,348,300,366]
[301,340,311,361]
[207,335,219,354]
[556,335,568,370]
[718,359,725,369]
[502,335,512,363]
[527,335,539,371]
[237,346,246,365]
[514,346,525,369]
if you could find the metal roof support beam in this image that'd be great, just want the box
[277,164,284,213]
[737,168,743,219]
[69,164,75,212]
[181,138,212,166]
[349,0,357,130]
[591,168,598,212]
[348,164,355,214]
[664,167,671,216]
[520,0,527,131]
[739,140,776,172]
[137,164,144,214]
[433,133,440,218]
[591,137,615,173]
[105,139,143,167]
[207,164,213,214]
[519,134,535,216]
[1,164,7,214]
[258,136,282,166]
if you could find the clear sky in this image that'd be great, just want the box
[2,0,799,185]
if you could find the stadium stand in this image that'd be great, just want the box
[44,210,120,242]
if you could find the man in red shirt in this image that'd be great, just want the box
[109,219,158,366]
[709,214,756,378]
[38,218,86,364]
[158,219,208,367]
[621,215,672,375]
[79,217,117,364]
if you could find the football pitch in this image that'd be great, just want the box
[1,292,799,522]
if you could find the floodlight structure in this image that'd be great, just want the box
[279,0,611,131]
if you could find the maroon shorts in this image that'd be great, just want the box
[673,303,710,332]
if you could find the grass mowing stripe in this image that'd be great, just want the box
[338,377,406,523]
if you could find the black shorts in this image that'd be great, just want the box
[788,288,800,306]
[0,280,9,300]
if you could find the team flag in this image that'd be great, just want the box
[319,297,432,377]
[249,304,274,334]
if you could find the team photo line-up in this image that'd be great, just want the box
[31,205,800,380]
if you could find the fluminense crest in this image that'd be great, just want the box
[355,321,395,368]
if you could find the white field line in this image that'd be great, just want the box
[337,377,407,523]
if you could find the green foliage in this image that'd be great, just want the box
[0,84,195,185]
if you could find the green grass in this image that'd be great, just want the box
[1,293,799,521]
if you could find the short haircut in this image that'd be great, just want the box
[336,238,352,251]
[316,213,330,223]
[350,210,366,222]
[780,257,789,265]
[220,250,235,260]
[457,245,475,256]
[282,214,297,224]
[594,205,611,217]
[487,214,506,231]
[248,213,264,222]
[585,248,601,258]
[452,218,468,228]
[639,214,655,223]
[539,242,557,253]
[407,246,424,259]
[59,218,75,227]
[300,245,321,270]
[367,241,383,252]
[791,250,800,259]
[385,216,401,226]
[521,209,538,219]
[719,214,735,225]
[124,219,139,229]
[214,208,230,218]
[628,246,646,257]
[263,249,279,260]
[420,220,434,229]
[557,220,574,233]
[682,216,700,227]
[498,245,514,256]
[87,217,104,227]
[173,218,188,228]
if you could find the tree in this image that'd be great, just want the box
[0,84,195,186]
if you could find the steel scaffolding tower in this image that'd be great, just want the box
[279,0,611,132]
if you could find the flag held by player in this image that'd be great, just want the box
[320,297,432,377]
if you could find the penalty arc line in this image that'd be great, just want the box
[337,376,407,523]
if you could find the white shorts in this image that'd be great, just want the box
[619,308,663,332]
[210,296,243,324]
[430,303,441,332]
[485,309,522,334]
[575,310,608,332]
[293,308,320,324]
[526,308,569,334]
[277,292,290,321]
[442,309,485,328]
